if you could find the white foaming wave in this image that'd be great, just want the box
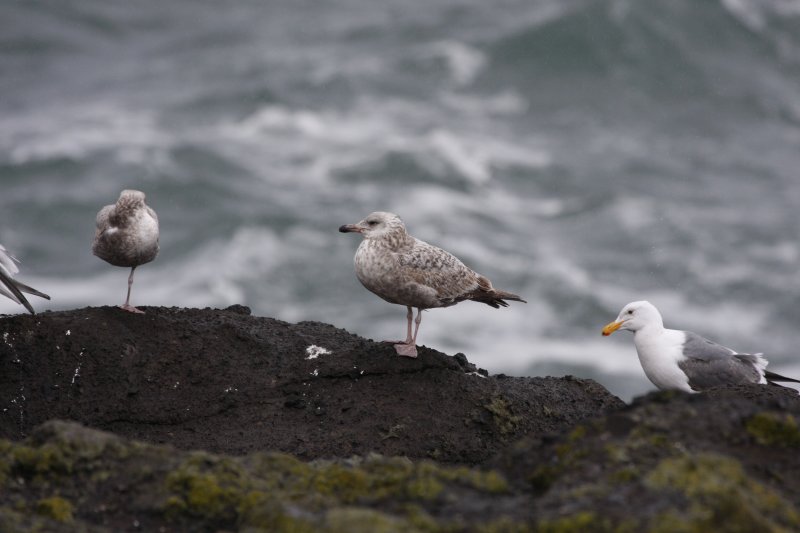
[220,100,552,187]
[308,55,387,85]
[397,185,562,235]
[610,195,660,234]
[426,129,552,185]
[423,40,487,87]
[1,103,170,165]
[748,240,799,264]
[720,0,768,31]
[218,103,400,184]
[720,0,800,32]
[427,129,491,183]
[224,105,390,145]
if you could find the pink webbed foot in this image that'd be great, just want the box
[119,304,145,314]
[394,343,418,358]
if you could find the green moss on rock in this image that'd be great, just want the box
[536,512,602,533]
[161,448,512,530]
[484,395,522,436]
[35,496,73,523]
[11,444,72,479]
[165,452,250,523]
[324,507,417,533]
[745,412,800,448]
[526,426,592,495]
[645,453,800,532]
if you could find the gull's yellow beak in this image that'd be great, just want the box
[602,320,623,336]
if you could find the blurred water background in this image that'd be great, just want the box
[2,0,800,400]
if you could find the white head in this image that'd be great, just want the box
[602,300,664,336]
[339,211,406,239]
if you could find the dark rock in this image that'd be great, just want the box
[2,307,800,531]
[0,306,622,464]
[491,385,800,530]
[0,420,525,532]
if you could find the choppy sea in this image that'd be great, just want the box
[2,0,800,400]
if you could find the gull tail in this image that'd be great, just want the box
[471,276,527,309]
[0,269,50,315]
[764,370,800,385]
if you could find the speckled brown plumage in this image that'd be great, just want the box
[92,190,159,313]
[339,211,525,357]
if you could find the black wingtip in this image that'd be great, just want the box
[0,270,44,314]
[765,370,800,384]
[14,279,50,300]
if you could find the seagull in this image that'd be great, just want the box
[92,190,159,314]
[0,244,50,314]
[339,211,525,358]
[602,300,799,392]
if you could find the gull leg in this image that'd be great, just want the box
[394,307,421,358]
[120,266,145,314]
[383,306,414,344]
[404,306,414,343]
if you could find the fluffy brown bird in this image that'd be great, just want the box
[92,190,159,313]
[340,211,525,357]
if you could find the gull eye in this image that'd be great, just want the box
[627,309,634,315]
[367,220,378,226]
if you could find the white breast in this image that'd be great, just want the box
[634,328,694,392]
[136,211,159,245]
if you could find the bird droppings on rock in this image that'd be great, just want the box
[305,344,332,359]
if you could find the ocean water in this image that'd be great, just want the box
[2,0,800,400]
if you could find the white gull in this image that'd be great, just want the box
[602,300,799,392]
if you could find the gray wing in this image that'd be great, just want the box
[678,331,763,391]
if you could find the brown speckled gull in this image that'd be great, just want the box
[339,211,526,357]
[92,189,159,314]
[0,243,50,314]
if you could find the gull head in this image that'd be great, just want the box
[118,189,147,207]
[339,211,406,239]
[602,300,663,336]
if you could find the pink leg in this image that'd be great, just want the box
[382,306,414,344]
[405,306,414,344]
[394,307,421,358]
[411,308,422,343]
[120,266,145,314]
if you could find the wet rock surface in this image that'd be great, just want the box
[2,307,800,532]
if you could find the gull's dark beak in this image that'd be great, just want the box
[339,224,362,233]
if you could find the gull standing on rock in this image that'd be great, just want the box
[92,190,159,314]
[0,244,50,314]
[602,300,799,392]
[339,211,526,358]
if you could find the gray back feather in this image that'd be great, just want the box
[678,331,762,390]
